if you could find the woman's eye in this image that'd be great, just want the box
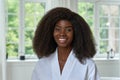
[66,28,72,32]
[55,27,60,31]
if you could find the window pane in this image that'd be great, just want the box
[25,3,34,14]
[85,17,94,31]
[25,2,45,28]
[7,0,19,13]
[99,5,119,16]
[6,29,18,42]
[115,40,120,53]
[110,18,119,27]
[6,43,18,58]
[25,29,34,55]
[114,29,120,39]
[35,3,45,15]
[100,40,108,53]
[108,29,120,39]
[78,2,94,17]
[100,17,109,27]
[25,29,34,42]
[78,2,94,31]
[25,15,34,28]
[25,43,34,55]
[8,15,19,27]
[100,29,108,39]
[78,2,86,17]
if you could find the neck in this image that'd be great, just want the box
[58,46,72,60]
[57,47,72,73]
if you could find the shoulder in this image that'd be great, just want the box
[35,53,55,68]
[85,58,97,68]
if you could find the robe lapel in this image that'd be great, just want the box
[51,49,61,80]
[51,49,77,80]
[61,50,77,80]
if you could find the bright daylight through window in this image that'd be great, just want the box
[6,0,120,59]
[6,0,46,59]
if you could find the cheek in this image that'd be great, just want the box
[68,33,73,41]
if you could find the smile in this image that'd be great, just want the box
[59,38,67,43]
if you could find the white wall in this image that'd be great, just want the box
[6,59,120,80]
[0,0,6,80]
[7,60,36,80]
[95,60,120,77]
[0,64,2,80]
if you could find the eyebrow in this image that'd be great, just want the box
[55,25,73,28]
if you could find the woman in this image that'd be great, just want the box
[32,7,100,80]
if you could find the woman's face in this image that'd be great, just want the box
[53,20,73,48]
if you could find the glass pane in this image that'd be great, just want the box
[100,5,119,16]
[34,3,45,15]
[110,5,119,16]
[7,0,19,13]
[85,17,94,31]
[25,15,34,28]
[114,40,120,53]
[25,2,45,28]
[110,18,119,27]
[25,43,34,55]
[100,17,109,27]
[78,2,94,17]
[8,15,19,27]
[6,29,18,42]
[86,3,94,16]
[25,29,34,42]
[25,29,34,55]
[100,29,108,39]
[78,2,86,17]
[78,2,94,31]
[108,29,120,39]
[36,15,43,24]
[25,3,45,15]
[25,3,34,14]
[6,43,18,58]
[100,40,108,53]
[114,29,120,39]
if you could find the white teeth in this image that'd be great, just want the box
[59,38,66,43]
[59,39,66,40]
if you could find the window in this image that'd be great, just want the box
[78,2,94,32]
[6,0,46,59]
[98,4,120,58]
[78,1,120,58]
[6,0,120,59]
[6,0,19,59]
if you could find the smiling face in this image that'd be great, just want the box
[53,20,73,48]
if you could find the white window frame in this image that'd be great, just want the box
[78,0,120,59]
[6,0,49,60]
[19,0,49,59]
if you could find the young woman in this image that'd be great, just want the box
[32,7,100,80]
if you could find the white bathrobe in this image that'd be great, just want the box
[32,49,100,80]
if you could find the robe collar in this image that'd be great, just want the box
[51,48,77,80]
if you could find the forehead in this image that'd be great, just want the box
[55,20,72,27]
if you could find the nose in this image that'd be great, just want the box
[60,29,66,36]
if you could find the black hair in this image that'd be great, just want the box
[33,7,96,63]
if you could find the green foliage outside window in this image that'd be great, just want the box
[78,2,94,32]
[6,0,19,58]
[6,0,45,58]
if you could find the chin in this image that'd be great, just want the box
[58,44,71,48]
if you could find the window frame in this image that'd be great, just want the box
[6,0,48,59]
[78,0,120,59]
